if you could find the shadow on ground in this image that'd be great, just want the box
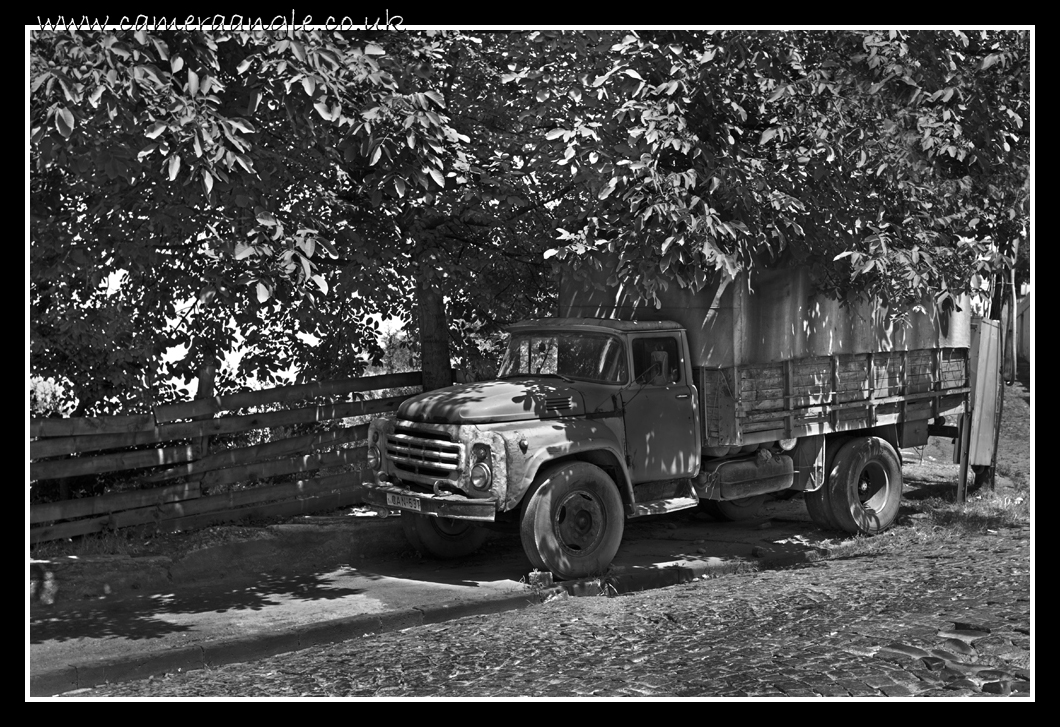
[30,568,368,644]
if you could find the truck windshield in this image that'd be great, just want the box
[499,332,628,384]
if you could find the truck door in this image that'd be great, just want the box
[621,333,700,482]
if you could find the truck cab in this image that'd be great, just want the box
[362,318,705,579]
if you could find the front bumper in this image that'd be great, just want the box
[362,472,498,522]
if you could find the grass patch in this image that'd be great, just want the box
[817,485,1030,562]
[912,480,1030,532]
[925,491,1029,532]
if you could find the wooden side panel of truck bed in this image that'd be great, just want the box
[698,348,969,447]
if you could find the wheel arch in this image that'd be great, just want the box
[511,446,631,512]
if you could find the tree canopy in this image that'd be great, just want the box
[525,30,1029,311]
[30,28,1030,415]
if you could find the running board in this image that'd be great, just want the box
[628,496,700,518]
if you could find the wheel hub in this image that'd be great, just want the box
[857,464,888,506]
[554,492,604,553]
[433,517,471,538]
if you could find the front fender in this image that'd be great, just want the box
[500,418,630,511]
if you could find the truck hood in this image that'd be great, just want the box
[398,377,586,424]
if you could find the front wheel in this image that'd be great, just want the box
[827,437,903,534]
[520,462,624,580]
[401,514,489,559]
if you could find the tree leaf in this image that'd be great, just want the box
[55,107,75,138]
[314,102,333,120]
[145,121,166,139]
[291,40,306,63]
[429,168,445,187]
[167,154,181,181]
[598,177,617,200]
[229,118,256,134]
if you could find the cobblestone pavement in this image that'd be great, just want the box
[67,525,1031,699]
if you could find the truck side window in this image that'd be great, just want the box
[632,336,681,385]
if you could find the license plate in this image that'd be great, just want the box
[386,493,421,511]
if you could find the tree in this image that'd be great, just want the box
[30,29,562,412]
[31,29,1030,414]
[521,30,1029,313]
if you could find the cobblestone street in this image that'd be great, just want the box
[72,524,1031,698]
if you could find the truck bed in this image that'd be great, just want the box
[698,347,969,447]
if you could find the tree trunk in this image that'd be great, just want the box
[416,274,452,392]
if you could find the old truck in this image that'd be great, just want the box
[361,262,971,579]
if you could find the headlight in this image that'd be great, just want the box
[367,445,381,470]
[470,462,492,491]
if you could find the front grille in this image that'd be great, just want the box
[387,425,463,479]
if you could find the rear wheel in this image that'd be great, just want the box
[520,462,624,580]
[827,437,903,534]
[401,514,489,559]
[804,436,849,531]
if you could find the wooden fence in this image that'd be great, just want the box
[29,371,423,544]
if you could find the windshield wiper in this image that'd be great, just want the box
[498,372,576,384]
[537,373,576,384]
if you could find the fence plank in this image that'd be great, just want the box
[30,413,157,439]
[143,425,369,484]
[30,444,196,482]
[150,490,366,536]
[201,447,366,489]
[97,473,356,531]
[31,395,409,460]
[29,479,364,544]
[32,427,186,460]
[30,514,111,543]
[30,482,201,524]
[154,371,422,422]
